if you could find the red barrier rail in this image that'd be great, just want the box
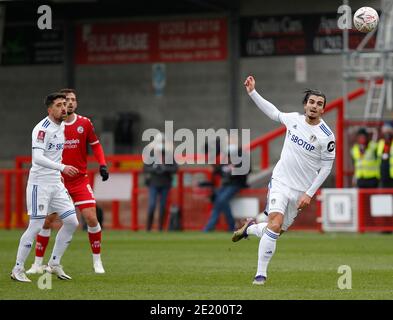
[0,169,28,229]
[357,188,393,233]
[0,167,323,231]
[15,154,143,169]
[4,171,11,229]
[0,167,215,230]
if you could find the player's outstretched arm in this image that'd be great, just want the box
[301,135,336,208]
[297,193,312,211]
[32,148,79,177]
[297,160,334,210]
[91,142,107,167]
[32,148,66,172]
[244,76,281,122]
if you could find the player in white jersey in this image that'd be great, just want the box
[232,76,335,285]
[11,92,79,282]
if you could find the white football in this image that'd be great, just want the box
[353,7,379,33]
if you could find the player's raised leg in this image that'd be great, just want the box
[246,222,268,238]
[232,214,269,241]
[232,218,255,242]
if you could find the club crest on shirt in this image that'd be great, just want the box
[271,198,276,205]
[309,135,317,143]
[77,126,84,133]
[327,141,335,152]
[293,124,297,129]
[39,204,44,211]
[36,130,46,143]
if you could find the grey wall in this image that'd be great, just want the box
[0,60,232,162]
[0,65,64,163]
[76,61,230,138]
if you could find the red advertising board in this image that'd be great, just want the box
[75,18,227,64]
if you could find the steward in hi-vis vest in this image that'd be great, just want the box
[351,128,379,188]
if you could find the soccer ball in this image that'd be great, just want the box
[353,7,379,33]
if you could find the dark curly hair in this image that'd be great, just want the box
[302,89,326,108]
[44,92,66,107]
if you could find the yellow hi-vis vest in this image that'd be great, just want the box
[377,139,393,177]
[351,142,380,179]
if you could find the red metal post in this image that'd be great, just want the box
[4,172,12,229]
[15,170,24,228]
[131,171,139,231]
[111,201,120,229]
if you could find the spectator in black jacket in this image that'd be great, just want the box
[203,136,250,232]
[144,133,178,231]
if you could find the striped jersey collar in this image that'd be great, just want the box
[319,123,332,136]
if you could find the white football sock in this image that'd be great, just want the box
[14,219,45,269]
[34,256,44,266]
[49,213,78,266]
[87,224,101,233]
[256,228,279,278]
[247,222,268,238]
[38,228,51,237]
[93,254,102,262]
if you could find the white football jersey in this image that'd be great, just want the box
[28,117,65,184]
[272,112,336,192]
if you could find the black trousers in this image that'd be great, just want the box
[357,178,379,188]
[380,178,393,188]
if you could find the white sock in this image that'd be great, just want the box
[93,254,101,262]
[49,213,78,266]
[14,219,45,270]
[38,228,51,237]
[87,224,101,234]
[256,228,279,278]
[34,256,44,266]
[247,222,268,238]
[88,224,102,261]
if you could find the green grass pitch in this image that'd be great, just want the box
[1,230,393,300]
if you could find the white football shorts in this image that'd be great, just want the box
[26,182,75,219]
[265,178,304,231]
